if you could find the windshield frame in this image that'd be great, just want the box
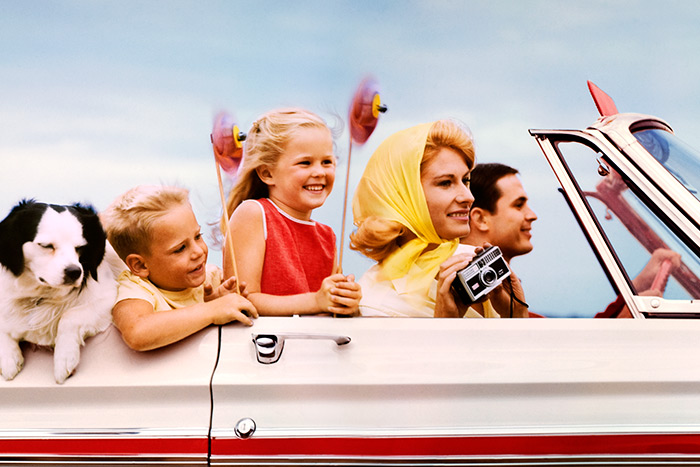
[531,118,700,318]
[592,115,700,236]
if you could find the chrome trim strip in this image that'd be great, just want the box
[0,455,206,466]
[0,427,208,439]
[210,454,700,466]
[0,429,210,465]
[6,454,700,466]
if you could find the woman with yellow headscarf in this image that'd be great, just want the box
[351,120,500,318]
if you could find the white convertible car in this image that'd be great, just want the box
[3,83,700,466]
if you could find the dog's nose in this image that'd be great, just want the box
[63,265,83,284]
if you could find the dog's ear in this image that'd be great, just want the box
[70,203,106,282]
[0,199,44,276]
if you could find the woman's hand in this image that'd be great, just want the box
[486,271,529,318]
[434,250,478,318]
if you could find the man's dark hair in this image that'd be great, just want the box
[470,163,519,213]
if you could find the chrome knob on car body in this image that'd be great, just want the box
[252,333,351,364]
[235,417,256,439]
[254,336,276,357]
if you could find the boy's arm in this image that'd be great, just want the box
[112,296,256,351]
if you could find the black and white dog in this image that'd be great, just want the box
[0,200,117,383]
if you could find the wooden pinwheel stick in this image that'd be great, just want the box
[210,113,246,295]
[337,133,354,271]
[215,160,241,295]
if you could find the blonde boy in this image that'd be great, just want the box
[102,185,257,351]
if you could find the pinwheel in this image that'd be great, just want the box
[210,112,247,293]
[338,77,387,269]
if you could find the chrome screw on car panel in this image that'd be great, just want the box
[235,417,257,439]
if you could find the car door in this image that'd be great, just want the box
[210,315,700,465]
[0,325,218,466]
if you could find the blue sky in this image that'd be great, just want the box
[2,1,700,316]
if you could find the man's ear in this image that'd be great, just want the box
[469,207,491,233]
[256,165,275,186]
[125,253,149,278]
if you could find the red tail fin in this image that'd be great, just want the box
[588,80,619,117]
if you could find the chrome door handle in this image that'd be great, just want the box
[252,333,351,364]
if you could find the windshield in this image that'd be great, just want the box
[634,128,700,200]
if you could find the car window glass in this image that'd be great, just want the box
[634,128,700,200]
[557,141,700,301]
[537,141,620,317]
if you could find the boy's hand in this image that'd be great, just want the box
[315,274,362,316]
[208,293,259,326]
[204,276,248,302]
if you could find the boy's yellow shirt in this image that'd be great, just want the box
[116,265,222,311]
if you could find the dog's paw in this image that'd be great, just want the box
[0,348,24,381]
[53,347,80,384]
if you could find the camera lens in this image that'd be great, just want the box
[480,267,497,286]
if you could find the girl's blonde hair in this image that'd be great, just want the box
[350,119,475,262]
[101,185,190,261]
[225,108,330,215]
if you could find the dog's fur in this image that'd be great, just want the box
[0,200,116,383]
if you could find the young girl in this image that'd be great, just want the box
[224,108,361,316]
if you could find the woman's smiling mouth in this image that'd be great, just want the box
[447,210,470,219]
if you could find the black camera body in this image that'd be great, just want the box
[452,246,511,304]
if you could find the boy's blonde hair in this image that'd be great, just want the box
[225,108,331,215]
[350,119,475,262]
[101,185,190,261]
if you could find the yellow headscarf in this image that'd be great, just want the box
[352,122,458,297]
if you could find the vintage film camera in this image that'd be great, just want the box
[452,246,511,304]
